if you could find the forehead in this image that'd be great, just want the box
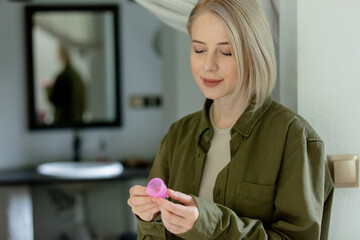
[191,12,229,42]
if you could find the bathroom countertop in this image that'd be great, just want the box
[0,167,151,186]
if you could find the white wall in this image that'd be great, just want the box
[279,0,298,111]
[287,0,360,239]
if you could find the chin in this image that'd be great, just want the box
[202,93,219,100]
[198,88,215,99]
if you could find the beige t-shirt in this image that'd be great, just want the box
[198,106,231,202]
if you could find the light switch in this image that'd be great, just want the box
[327,154,359,188]
[130,95,162,108]
[334,159,356,184]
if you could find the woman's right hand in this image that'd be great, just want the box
[127,185,160,222]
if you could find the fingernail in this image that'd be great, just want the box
[151,198,157,203]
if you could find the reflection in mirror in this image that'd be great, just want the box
[25,5,121,129]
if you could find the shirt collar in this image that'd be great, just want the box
[197,97,273,139]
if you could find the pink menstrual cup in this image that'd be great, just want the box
[146,178,168,199]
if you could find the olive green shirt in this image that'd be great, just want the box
[137,98,334,240]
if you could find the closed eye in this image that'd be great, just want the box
[194,50,204,54]
[222,52,232,56]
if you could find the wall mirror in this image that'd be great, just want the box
[25,5,121,130]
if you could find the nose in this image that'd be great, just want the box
[203,53,218,72]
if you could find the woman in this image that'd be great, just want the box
[128,0,333,239]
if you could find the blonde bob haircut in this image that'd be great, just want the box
[187,0,276,110]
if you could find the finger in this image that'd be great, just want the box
[160,206,186,234]
[134,204,160,217]
[160,205,184,226]
[168,189,195,206]
[136,206,160,222]
[161,204,197,232]
[129,185,148,196]
[153,198,187,217]
[132,202,159,213]
[127,196,153,207]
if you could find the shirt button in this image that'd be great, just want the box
[244,130,249,134]
[195,153,201,158]
[156,225,162,229]
[206,129,210,135]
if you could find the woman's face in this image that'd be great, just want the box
[190,12,238,101]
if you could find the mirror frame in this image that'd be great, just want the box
[25,4,121,130]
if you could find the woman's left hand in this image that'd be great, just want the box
[152,189,199,235]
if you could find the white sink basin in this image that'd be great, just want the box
[37,161,124,179]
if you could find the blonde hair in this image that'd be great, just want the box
[187,0,276,110]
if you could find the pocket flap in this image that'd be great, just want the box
[237,182,276,203]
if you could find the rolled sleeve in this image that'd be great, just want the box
[177,196,267,239]
[136,215,166,239]
[176,196,220,239]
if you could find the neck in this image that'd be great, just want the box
[211,94,250,129]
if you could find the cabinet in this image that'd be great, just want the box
[0,167,150,240]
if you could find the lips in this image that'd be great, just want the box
[202,78,223,87]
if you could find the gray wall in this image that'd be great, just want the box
[162,25,204,128]
[0,0,167,239]
[0,0,165,169]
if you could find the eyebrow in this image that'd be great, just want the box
[192,40,230,46]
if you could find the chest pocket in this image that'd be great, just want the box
[234,182,276,227]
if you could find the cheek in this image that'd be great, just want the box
[227,62,238,85]
[231,69,239,84]
[190,56,202,77]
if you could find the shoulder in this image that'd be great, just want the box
[168,110,204,136]
[256,100,323,158]
[265,100,322,142]
[158,110,205,157]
